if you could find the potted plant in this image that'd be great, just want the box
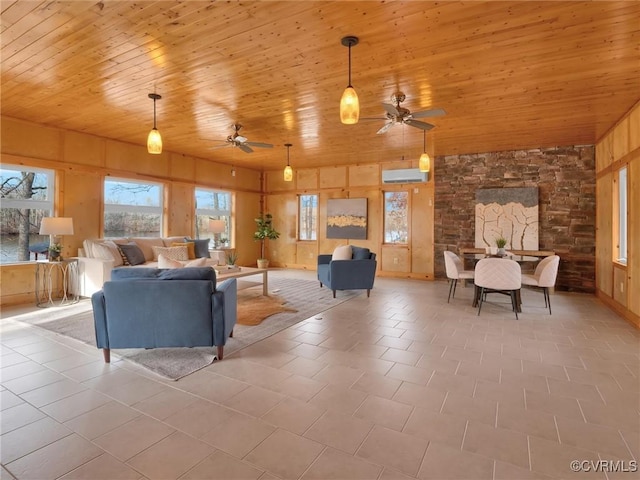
[48,242,62,261]
[253,213,280,268]
[495,236,508,256]
[226,251,238,266]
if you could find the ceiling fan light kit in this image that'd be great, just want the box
[147,93,162,154]
[283,143,293,182]
[340,35,360,125]
[216,124,274,154]
[419,130,431,173]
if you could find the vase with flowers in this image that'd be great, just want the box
[48,243,62,261]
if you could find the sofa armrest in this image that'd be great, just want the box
[318,254,332,266]
[76,257,115,297]
[212,278,237,346]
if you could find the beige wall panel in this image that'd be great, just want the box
[264,193,297,266]
[613,265,627,307]
[266,170,295,193]
[63,131,104,167]
[235,191,262,265]
[0,264,36,306]
[297,168,318,190]
[232,168,261,192]
[612,117,630,161]
[380,160,412,172]
[167,183,194,236]
[381,246,410,272]
[105,140,170,178]
[363,190,382,251]
[629,104,640,152]
[628,160,640,316]
[319,166,347,189]
[296,242,317,268]
[596,134,613,172]
[411,185,435,275]
[349,164,379,187]
[170,154,196,181]
[1,117,60,160]
[596,174,613,296]
[64,169,103,255]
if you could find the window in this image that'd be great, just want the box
[195,188,232,246]
[616,166,628,264]
[298,194,318,240]
[384,191,409,244]
[0,165,54,263]
[104,178,163,237]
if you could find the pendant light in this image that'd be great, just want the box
[147,93,162,154]
[419,130,431,173]
[340,36,360,124]
[283,143,293,182]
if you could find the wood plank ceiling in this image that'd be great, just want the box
[2,1,639,172]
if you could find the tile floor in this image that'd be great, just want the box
[1,269,639,480]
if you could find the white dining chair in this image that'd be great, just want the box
[521,255,560,314]
[443,251,475,303]
[474,258,522,319]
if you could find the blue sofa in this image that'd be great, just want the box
[91,267,237,362]
[317,246,377,297]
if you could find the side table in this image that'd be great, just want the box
[35,259,80,307]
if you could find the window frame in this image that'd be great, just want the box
[194,187,233,245]
[614,165,628,265]
[103,177,164,237]
[298,194,318,241]
[383,189,410,245]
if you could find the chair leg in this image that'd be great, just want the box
[544,287,552,314]
[511,290,519,320]
[332,290,336,298]
[366,289,370,297]
[103,348,111,363]
[452,279,458,299]
[217,345,224,360]
[477,287,485,316]
[447,279,456,303]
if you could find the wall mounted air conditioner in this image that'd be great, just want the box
[381,168,427,184]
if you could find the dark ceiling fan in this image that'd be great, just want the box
[364,92,446,134]
[213,124,273,153]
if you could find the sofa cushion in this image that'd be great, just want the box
[91,240,125,267]
[117,243,146,266]
[158,255,208,269]
[152,245,189,261]
[351,246,371,260]
[185,238,211,258]
[171,241,196,259]
[332,245,352,260]
[162,236,187,247]
[111,266,216,282]
[130,237,164,262]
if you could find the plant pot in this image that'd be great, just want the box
[257,259,269,269]
[497,248,506,256]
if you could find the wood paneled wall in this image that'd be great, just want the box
[0,116,263,306]
[595,101,640,327]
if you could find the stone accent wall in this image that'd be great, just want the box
[434,146,596,293]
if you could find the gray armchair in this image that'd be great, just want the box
[91,267,237,361]
[317,245,377,297]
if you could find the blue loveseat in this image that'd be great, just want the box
[91,267,237,362]
[317,245,377,297]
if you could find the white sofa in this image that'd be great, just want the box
[75,236,217,297]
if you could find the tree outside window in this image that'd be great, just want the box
[299,194,318,240]
[104,178,162,237]
[195,188,232,244]
[384,191,408,244]
[616,166,628,264]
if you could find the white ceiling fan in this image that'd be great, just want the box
[213,124,273,153]
[365,92,446,134]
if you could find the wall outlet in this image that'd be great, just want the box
[393,257,399,264]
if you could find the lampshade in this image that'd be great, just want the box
[39,217,74,236]
[340,36,360,125]
[147,93,162,154]
[283,143,293,182]
[209,219,226,234]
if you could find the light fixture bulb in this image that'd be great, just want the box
[419,152,431,173]
[147,128,162,154]
[340,36,360,124]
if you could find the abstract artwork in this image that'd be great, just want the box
[475,187,539,250]
[326,198,367,239]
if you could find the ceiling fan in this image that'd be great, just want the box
[366,92,446,134]
[214,124,273,153]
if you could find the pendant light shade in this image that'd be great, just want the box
[147,93,162,154]
[419,130,431,173]
[283,143,293,182]
[340,36,360,124]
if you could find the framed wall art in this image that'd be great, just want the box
[326,198,367,239]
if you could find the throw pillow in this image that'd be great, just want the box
[185,257,208,267]
[130,237,164,261]
[351,246,371,260]
[171,242,196,259]
[332,245,352,261]
[117,242,146,266]
[185,238,211,258]
[152,245,189,261]
[158,254,183,269]
[92,241,125,267]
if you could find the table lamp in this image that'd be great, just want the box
[39,217,74,260]
[209,219,226,248]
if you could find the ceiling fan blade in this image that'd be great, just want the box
[244,141,273,148]
[382,103,399,116]
[411,108,447,119]
[405,119,435,130]
[238,144,253,153]
[376,122,394,134]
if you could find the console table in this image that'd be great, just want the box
[35,259,79,307]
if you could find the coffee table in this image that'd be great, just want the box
[215,266,269,296]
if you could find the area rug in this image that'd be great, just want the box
[236,289,296,326]
[11,278,359,380]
